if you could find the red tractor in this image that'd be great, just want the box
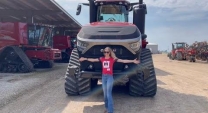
[168,42,196,62]
[169,42,187,60]
[64,0,157,97]
[53,27,77,63]
[0,22,61,73]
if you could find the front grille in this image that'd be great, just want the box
[80,61,136,72]
[84,45,134,59]
[79,45,139,72]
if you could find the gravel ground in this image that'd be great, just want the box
[0,63,67,108]
[0,54,208,113]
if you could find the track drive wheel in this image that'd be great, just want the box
[129,48,157,97]
[65,48,91,96]
[18,63,29,73]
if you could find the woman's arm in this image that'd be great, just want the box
[87,58,100,62]
[117,58,140,64]
[79,57,100,62]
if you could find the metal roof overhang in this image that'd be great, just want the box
[0,0,81,33]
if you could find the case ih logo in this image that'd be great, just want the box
[100,48,116,52]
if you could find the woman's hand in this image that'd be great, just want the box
[133,58,140,64]
[79,57,86,62]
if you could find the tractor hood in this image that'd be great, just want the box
[77,22,141,39]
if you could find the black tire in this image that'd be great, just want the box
[189,56,192,62]
[129,48,157,97]
[176,52,182,60]
[65,48,91,96]
[193,58,196,62]
[189,56,195,62]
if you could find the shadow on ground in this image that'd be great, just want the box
[194,60,208,64]
[80,86,208,113]
[170,59,208,65]
[155,68,172,76]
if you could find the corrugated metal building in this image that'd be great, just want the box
[146,43,158,54]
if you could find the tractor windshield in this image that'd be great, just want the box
[176,43,185,48]
[97,5,128,22]
[28,25,52,47]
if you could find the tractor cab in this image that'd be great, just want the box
[76,0,131,23]
[28,25,53,48]
[172,42,187,50]
[96,1,130,22]
[76,0,148,48]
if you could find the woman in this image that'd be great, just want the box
[79,47,140,113]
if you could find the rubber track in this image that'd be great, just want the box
[65,48,91,95]
[0,46,34,72]
[11,46,34,72]
[129,48,157,97]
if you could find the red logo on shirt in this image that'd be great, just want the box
[100,57,116,75]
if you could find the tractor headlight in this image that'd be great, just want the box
[77,40,88,51]
[130,41,140,51]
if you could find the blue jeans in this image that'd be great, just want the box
[102,74,114,113]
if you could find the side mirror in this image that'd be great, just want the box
[128,6,133,11]
[76,4,82,15]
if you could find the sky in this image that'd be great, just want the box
[55,0,208,51]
